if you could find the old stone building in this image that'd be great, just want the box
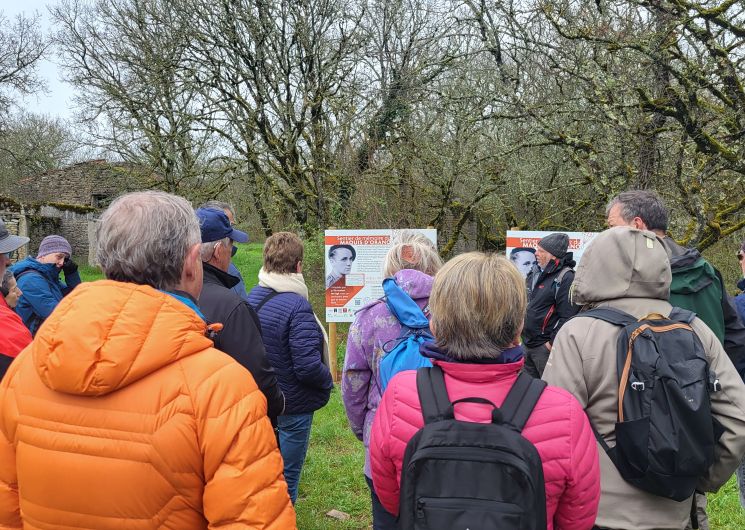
[3,160,154,264]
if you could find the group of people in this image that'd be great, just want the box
[341,190,745,530]
[0,188,743,529]
[0,228,81,379]
[0,192,334,528]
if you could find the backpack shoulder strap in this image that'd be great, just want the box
[668,307,697,324]
[581,307,637,327]
[556,266,571,284]
[500,372,547,432]
[416,365,451,424]
[552,267,573,296]
[254,289,280,313]
[383,277,429,329]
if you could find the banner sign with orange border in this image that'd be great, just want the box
[506,230,599,278]
[325,229,437,322]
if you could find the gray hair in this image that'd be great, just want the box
[0,269,13,297]
[383,230,443,278]
[200,237,230,262]
[199,200,235,219]
[97,191,201,291]
[606,190,669,231]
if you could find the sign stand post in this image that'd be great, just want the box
[327,226,339,383]
[329,322,338,383]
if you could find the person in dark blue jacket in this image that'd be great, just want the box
[248,232,333,504]
[11,235,81,336]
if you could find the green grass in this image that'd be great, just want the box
[74,241,745,529]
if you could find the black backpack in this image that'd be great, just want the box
[584,307,723,502]
[397,366,547,530]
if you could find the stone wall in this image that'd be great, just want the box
[9,159,150,207]
[1,159,150,265]
[0,201,99,265]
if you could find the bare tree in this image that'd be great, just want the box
[183,0,364,230]
[0,11,48,124]
[0,112,78,188]
[51,0,226,199]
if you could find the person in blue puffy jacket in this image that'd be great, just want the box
[11,235,81,336]
[248,232,333,504]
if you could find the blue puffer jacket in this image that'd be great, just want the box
[10,257,81,336]
[248,285,333,414]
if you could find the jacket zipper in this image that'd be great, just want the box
[541,305,555,334]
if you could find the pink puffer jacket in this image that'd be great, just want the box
[370,359,600,530]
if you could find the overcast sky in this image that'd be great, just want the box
[4,0,76,120]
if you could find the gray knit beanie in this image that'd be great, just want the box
[37,235,72,258]
[538,233,569,259]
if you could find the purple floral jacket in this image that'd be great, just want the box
[341,268,434,477]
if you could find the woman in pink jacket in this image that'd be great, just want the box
[370,252,600,530]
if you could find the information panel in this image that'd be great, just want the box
[506,230,599,278]
[325,229,437,322]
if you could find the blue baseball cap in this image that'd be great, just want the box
[196,208,249,244]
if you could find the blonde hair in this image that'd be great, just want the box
[383,230,443,278]
[430,252,526,360]
[263,232,304,274]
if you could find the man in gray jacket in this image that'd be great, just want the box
[543,226,745,530]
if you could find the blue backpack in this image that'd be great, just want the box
[378,277,434,392]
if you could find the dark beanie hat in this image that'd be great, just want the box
[538,233,569,258]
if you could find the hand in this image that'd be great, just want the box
[62,257,78,276]
[545,342,552,352]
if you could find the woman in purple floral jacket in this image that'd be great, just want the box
[341,230,442,530]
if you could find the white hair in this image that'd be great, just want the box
[96,191,200,290]
[199,200,235,219]
[200,237,230,262]
[383,230,443,278]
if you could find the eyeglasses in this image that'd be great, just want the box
[2,250,17,260]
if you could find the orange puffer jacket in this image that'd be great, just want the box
[0,280,296,529]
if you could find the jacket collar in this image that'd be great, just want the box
[202,262,240,289]
[537,252,575,280]
[162,289,206,321]
[12,257,60,281]
[420,342,524,365]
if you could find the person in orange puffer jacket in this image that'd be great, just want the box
[0,191,296,530]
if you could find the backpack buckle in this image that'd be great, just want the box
[631,382,645,391]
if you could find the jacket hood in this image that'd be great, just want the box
[661,237,701,269]
[392,268,434,299]
[357,268,434,313]
[535,252,576,280]
[420,341,524,364]
[571,226,671,306]
[11,257,59,280]
[32,280,213,396]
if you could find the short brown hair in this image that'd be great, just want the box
[430,252,526,360]
[263,232,304,274]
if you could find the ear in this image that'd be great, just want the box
[510,320,525,347]
[296,261,303,273]
[182,243,201,281]
[633,217,647,230]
